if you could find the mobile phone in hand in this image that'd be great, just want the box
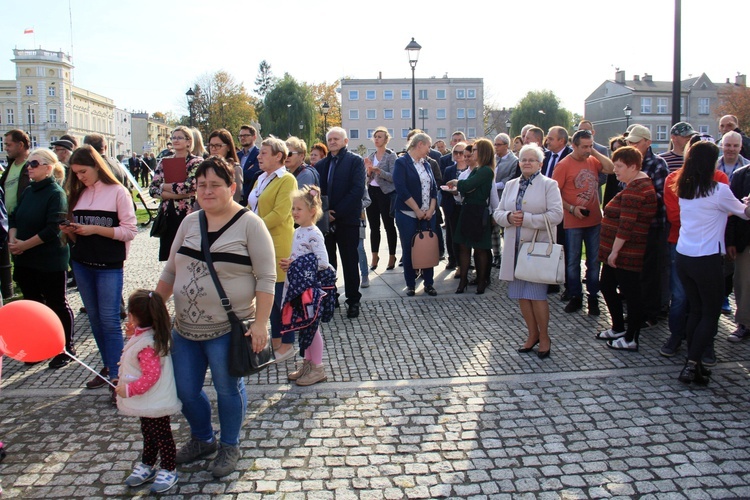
[580,209,590,217]
[57,218,71,226]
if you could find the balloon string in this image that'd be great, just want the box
[65,349,117,389]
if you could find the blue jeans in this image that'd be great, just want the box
[565,225,600,298]
[73,262,124,379]
[270,281,293,344]
[171,331,247,446]
[395,211,436,288]
[666,243,688,345]
[357,239,368,278]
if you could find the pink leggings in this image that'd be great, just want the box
[304,329,324,365]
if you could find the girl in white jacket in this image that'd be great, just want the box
[116,289,181,494]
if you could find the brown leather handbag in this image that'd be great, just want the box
[411,221,439,269]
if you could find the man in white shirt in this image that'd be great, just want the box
[491,133,518,268]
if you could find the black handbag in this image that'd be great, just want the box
[460,202,489,241]
[149,203,167,238]
[199,210,274,377]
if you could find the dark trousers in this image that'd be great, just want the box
[140,168,150,187]
[676,252,723,363]
[447,206,461,265]
[325,223,361,306]
[366,186,398,256]
[140,416,176,471]
[640,225,662,322]
[14,267,75,350]
[600,264,643,343]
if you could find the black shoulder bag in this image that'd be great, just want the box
[199,210,274,376]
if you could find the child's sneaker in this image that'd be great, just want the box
[150,469,178,493]
[125,463,156,487]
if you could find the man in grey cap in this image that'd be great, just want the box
[52,134,78,172]
[659,122,697,173]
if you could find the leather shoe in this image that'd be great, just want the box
[517,340,539,353]
[424,285,437,296]
[564,295,583,313]
[406,287,416,297]
[346,303,360,318]
[86,367,109,389]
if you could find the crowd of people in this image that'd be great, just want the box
[1,110,749,490]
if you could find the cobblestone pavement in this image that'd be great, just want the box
[1,227,749,498]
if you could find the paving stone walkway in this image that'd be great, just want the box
[1,227,749,498]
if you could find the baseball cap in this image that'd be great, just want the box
[670,122,697,137]
[627,125,651,143]
[51,139,74,152]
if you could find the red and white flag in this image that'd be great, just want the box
[24,28,34,35]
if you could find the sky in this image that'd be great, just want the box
[2,0,747,119]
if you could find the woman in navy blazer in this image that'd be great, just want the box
[392,133,438,297]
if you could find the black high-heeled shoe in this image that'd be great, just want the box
[386,255,396,270]
[537,347,551,359]
[370,255,380,271]
[455,286,466,294]
[517,340,539,353]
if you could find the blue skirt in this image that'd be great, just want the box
[508,279,548,301]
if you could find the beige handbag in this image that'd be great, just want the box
[514,214,565,285]
[411,222,439,269]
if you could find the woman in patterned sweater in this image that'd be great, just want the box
[596,146,657,351]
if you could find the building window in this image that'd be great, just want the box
[26,86,33,96]
[436,109,446,120]
[699,98,710,115]
[366,90,376,100]
[467,108,476,119]
[349,109,359,120]
[48,86,56,97]
[467,89,476,99]
[366,109,376,120]
[31,136,38,148]
[349,90,359,100]
[384,109,394,120]
[657,98,668,114]
[418,89,428,100]
[640,97,652,114]
[49,135,58,143]
[456,89,465,99]
[387,128,394,137]
[437,128,446,138]
[383,90,393,100]
[419,108,428,119]
[27,108,35,125]
[401,90,410,100]
[468,128,476,138]
[350,129,359,139]
[49,109,57,123]
[401,109,411,119]
[680,97,685,115]
[699,125,709,135]
[7,109,14,124]
[457,108,465,119]
[436,89,446,100]
[401,128,410,139]
[656,125,668,141]
[367,129,375,139]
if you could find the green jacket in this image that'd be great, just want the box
[9,177,69,272]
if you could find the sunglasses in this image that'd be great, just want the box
[27,160,48,168]
[453,150,465,155]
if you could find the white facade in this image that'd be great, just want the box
[341,77,484,153]
[0,48,116,162]
[114,108,133,159]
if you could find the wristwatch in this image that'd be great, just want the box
[568,205,574,214]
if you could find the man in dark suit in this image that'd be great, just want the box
[315,127,366,318]
[541,126,572,178]
[128,152,140,176]
[237,125,260,205]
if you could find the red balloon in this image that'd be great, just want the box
[0,300,65,362]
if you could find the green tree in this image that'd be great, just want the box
[254,60,276,98]
[183,71,257,139]
[259,73,316,146]
[510,90,573,136]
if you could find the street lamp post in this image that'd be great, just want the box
[623,104,632,129]
[287,104,292,137]
[419,107,425,130]
[186,88,195,127]
[321,101,330,139]
[505,118,512,135]
[405,37,421,131]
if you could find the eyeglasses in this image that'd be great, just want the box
[453,150,465,155]
[238,134,252,138]
[208,143,227,150]
[519,158,540,164]
[171,136,188,141]
[288,151,302,156]
[27,160,48,168]
[494,143,508,147]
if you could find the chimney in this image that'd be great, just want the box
[615,70,625,83]
[727,78,731,84]
[643,73,652,82]
[633,74,640,82]
[736,74,747,87]
[378,71,382,79]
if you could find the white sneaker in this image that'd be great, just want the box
[150,469,178,493]
[125,463,156,487]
